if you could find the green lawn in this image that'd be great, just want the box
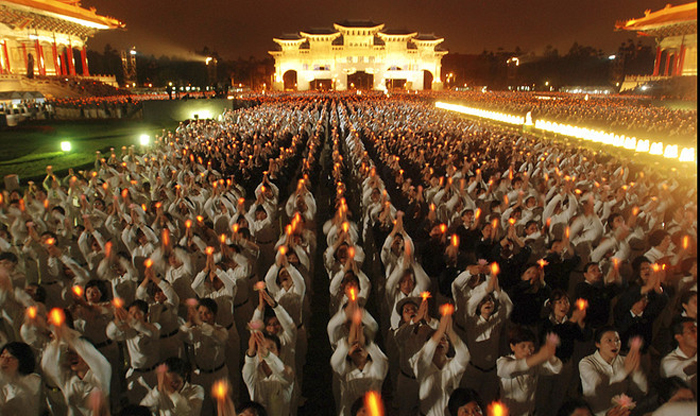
[0,119,177,185]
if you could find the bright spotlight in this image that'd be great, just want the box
[60,141,71,152]
[139,134,150,146]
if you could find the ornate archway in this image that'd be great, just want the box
[283,70,298,90]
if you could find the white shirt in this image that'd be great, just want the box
[140,382,205,416]
[242,352,294,416]
[411,337,470,416]
[579,351,647,416]
[497,354,562,416]
[660,347,697,382]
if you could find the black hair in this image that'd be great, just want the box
[0,341,35,375]
[263,332,282,354]
[648,229,669,248]
[27,283,47,304]
[0,251,18,263]
[582,262,598,275]
[198,298,218,315]
[524,220,539,230]
[129,299,149,315]
[475,292,497,317]
[671,316,695,347]
[85,279,110,302]
[544,289,569,317]
[163,357,190,381]
[51,205,66,216]
[447,388,484,416]
[680,290,697,309]
[508,326,537,345]
[594,325,619,344]
[237,401,268,416]
[556,398,593,416]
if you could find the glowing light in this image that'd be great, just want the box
[279,246,287,255]
[349,287,357,302]
[112,298,124,309]
[348,246,355,259]
[439,303,455,316]
[474,208,481,219]
[144,258,153,268]
[421,291,431,301]
[342,222,349,233]
[27,306,37,319]
[663,144,678,159]
[508,218,516,226]
[490,262,500,276]
[488,401,508,416]
[139,134,150,146]
[635,140,650,153]
[185,219,192,229]
[679,148,696,163]
[205,246,215,255]
[365,391,384,416]
[435,102,525,126]
[48,308,65,326]
[440,223,447,233]
[212,380,228,400]
[232,224,239,233]
[60,141,72,152]
[683,235,690,250]
[72,285,84,297]
[45,238,55,246]
[575,298,588,310]
[451,234,459,247]
[196,215,204,223]
[537,259,548,268]
[564,226,570,239]
[220,234,227,243]
[649,142,664,155]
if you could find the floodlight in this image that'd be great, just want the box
[60,141,71,152]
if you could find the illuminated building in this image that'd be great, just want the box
[269,20,447,91]
[616,1,697,89]
[0,0,123,78]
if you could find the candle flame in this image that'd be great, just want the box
[72,285,84,297]
[682,235,690,250]
[141,204,147,212]
[144,258,153,268]
[575,298,588,311]
[205,246,215,255]
[421,291,431,301]
[121,189,128,199]
[348,246,356,259]
[48,308,65,326]
[490,262,500,276]
[440,224,447,233]
[488,401,509,416]
[220,234,227,243]
[185,220,192,228]
[162,229,170,246]
[451,234,459,247]
[27,306,37,319]
[232,224,239,233]
[112,298,124,309]
[537,259,547,268]
[475,208,481,219]
[365,391,384,416]
[632,207,639,216]
[564,226,570,239]
[279,246,287,255]
[508,218,516,226]
[342,222,349,233]
[212,380,228,400]
[349,287,357,302]
[196,215,204,222]
[439,303,455,316]
[651,263,661,272]
[45,238,55,246]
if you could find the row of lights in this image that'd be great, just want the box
[435,101,696,165]
[59,134,151,153]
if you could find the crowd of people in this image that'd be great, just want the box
[0,91,696,416]
[428,90,697,142]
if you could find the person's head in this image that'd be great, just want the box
[264,312,282,336]
[524,220,539,236]
[0,342,35,376]
[128,300,149,322]
[198,298,217,324]
[237,401,268,416]
[548,239,566,255]
[476,293,496,319]
[461,209,475,225]
[24,283,46,304]
[556,398,593,416]
[255,205,267,221]
[262,333,281,357]
[276,266,293,291]
[162,357,190,391]
[546,289,571,320]
[396,297,420,324]
[85,279,109,303]
[594,325,621,363]
[340,271,360,295]
[448,388,484,416]
[680,290,697,318]
[649,229,671,251]
[607,213,624,231]
[0,251,18,271]
[631,256,652,284]
[582,262,602,284]
[509,326,537,359]
[672,317,697,351]
[656,377,695,404]
[520,263,540,283]
[398,269,416,295]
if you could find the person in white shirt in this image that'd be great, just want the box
[243,330,294,416]
[411,305,470,416]
[0,341,41,416]
[579,326,648,416]
[41,323,112,416]
[106,299,161,403]
[140,357,204,416]
[660,318,697,385]
[330,305,388,416]
[497,325,562,416]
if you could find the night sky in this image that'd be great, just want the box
[82,0,679,61]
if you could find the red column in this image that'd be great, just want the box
[52,40,59,76]
[653,46,662,76]
[664,51,672,76]
[3,41,11,74]
[80,45,89,76]
[35,39,46,76]
[675,45,685,76]
[66,41,75,76]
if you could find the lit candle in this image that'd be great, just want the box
[575,298,588,311]
[348,287,357,302]
[682,235,690,250]
[279,246,287,255]
[232,224,239,233]
[72,285,84,297]
[420,291,431,301]
[651,263,661,272]
[342,222,349,233]
[451,234,459,247]
[348,246,355,259]
[220,234,227,243]
[508,218,516,226]
[162,229,170,247]
[48,308,65,326]
[475,208,481,219]
[440,224,447,233]
[185,220,192,229]
[365,391,384,416]
[205,246,215,255]
[26,306,37,319]
[121,189,128,199]
[144,258,153,268]
[141,204,147,212]
[212,380,228,401]
[491,218,499,229]
[45,238,55,246]
[439,303,455,316]
[490,262,500,276]
[196,215,204,223]
[564,226,570,239]
[487,401,508,416]
[112,298,124,309]
[537,259,547,269]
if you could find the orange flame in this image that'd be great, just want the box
[104,241,112,257]
[546,218,551,228]
[440,224,447,233]
[491,218,498,229]
[651,263,661,272]
[451,234,459,247]
[212,380,228,400]
[349,287,357,302]
[232,224,239,233]
[342,222,349,233]
[196,215,204,223]
[72,285,84,297]
[683,235,690,250]
[347,246,355,259]
[121,189,128,199]
[162,229,170,247]
[490,262,500,276]
[439,303,455,316]
[238,197,245,205]
[27,306,37,319]
[43,199,49,209]
[420,291,431,301]
[144,258,153,268]
[48,308,65,326]
[205,246,215,255]
[279,246,287,255]
[220,234,227,243]
[112,298,124,309]
[155,202,162,209]
[185,220,192,229]
[508,218,516,226]
[364,391,384,416]
[564,226,570,239]
[575,299,588,311]
[488,401,509,416]
[475,208,481,219]
[45,238,55,246]
[141,204,147,212]
[612,258,620,270]
[537,259,547,268]
[632,206,639,216]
